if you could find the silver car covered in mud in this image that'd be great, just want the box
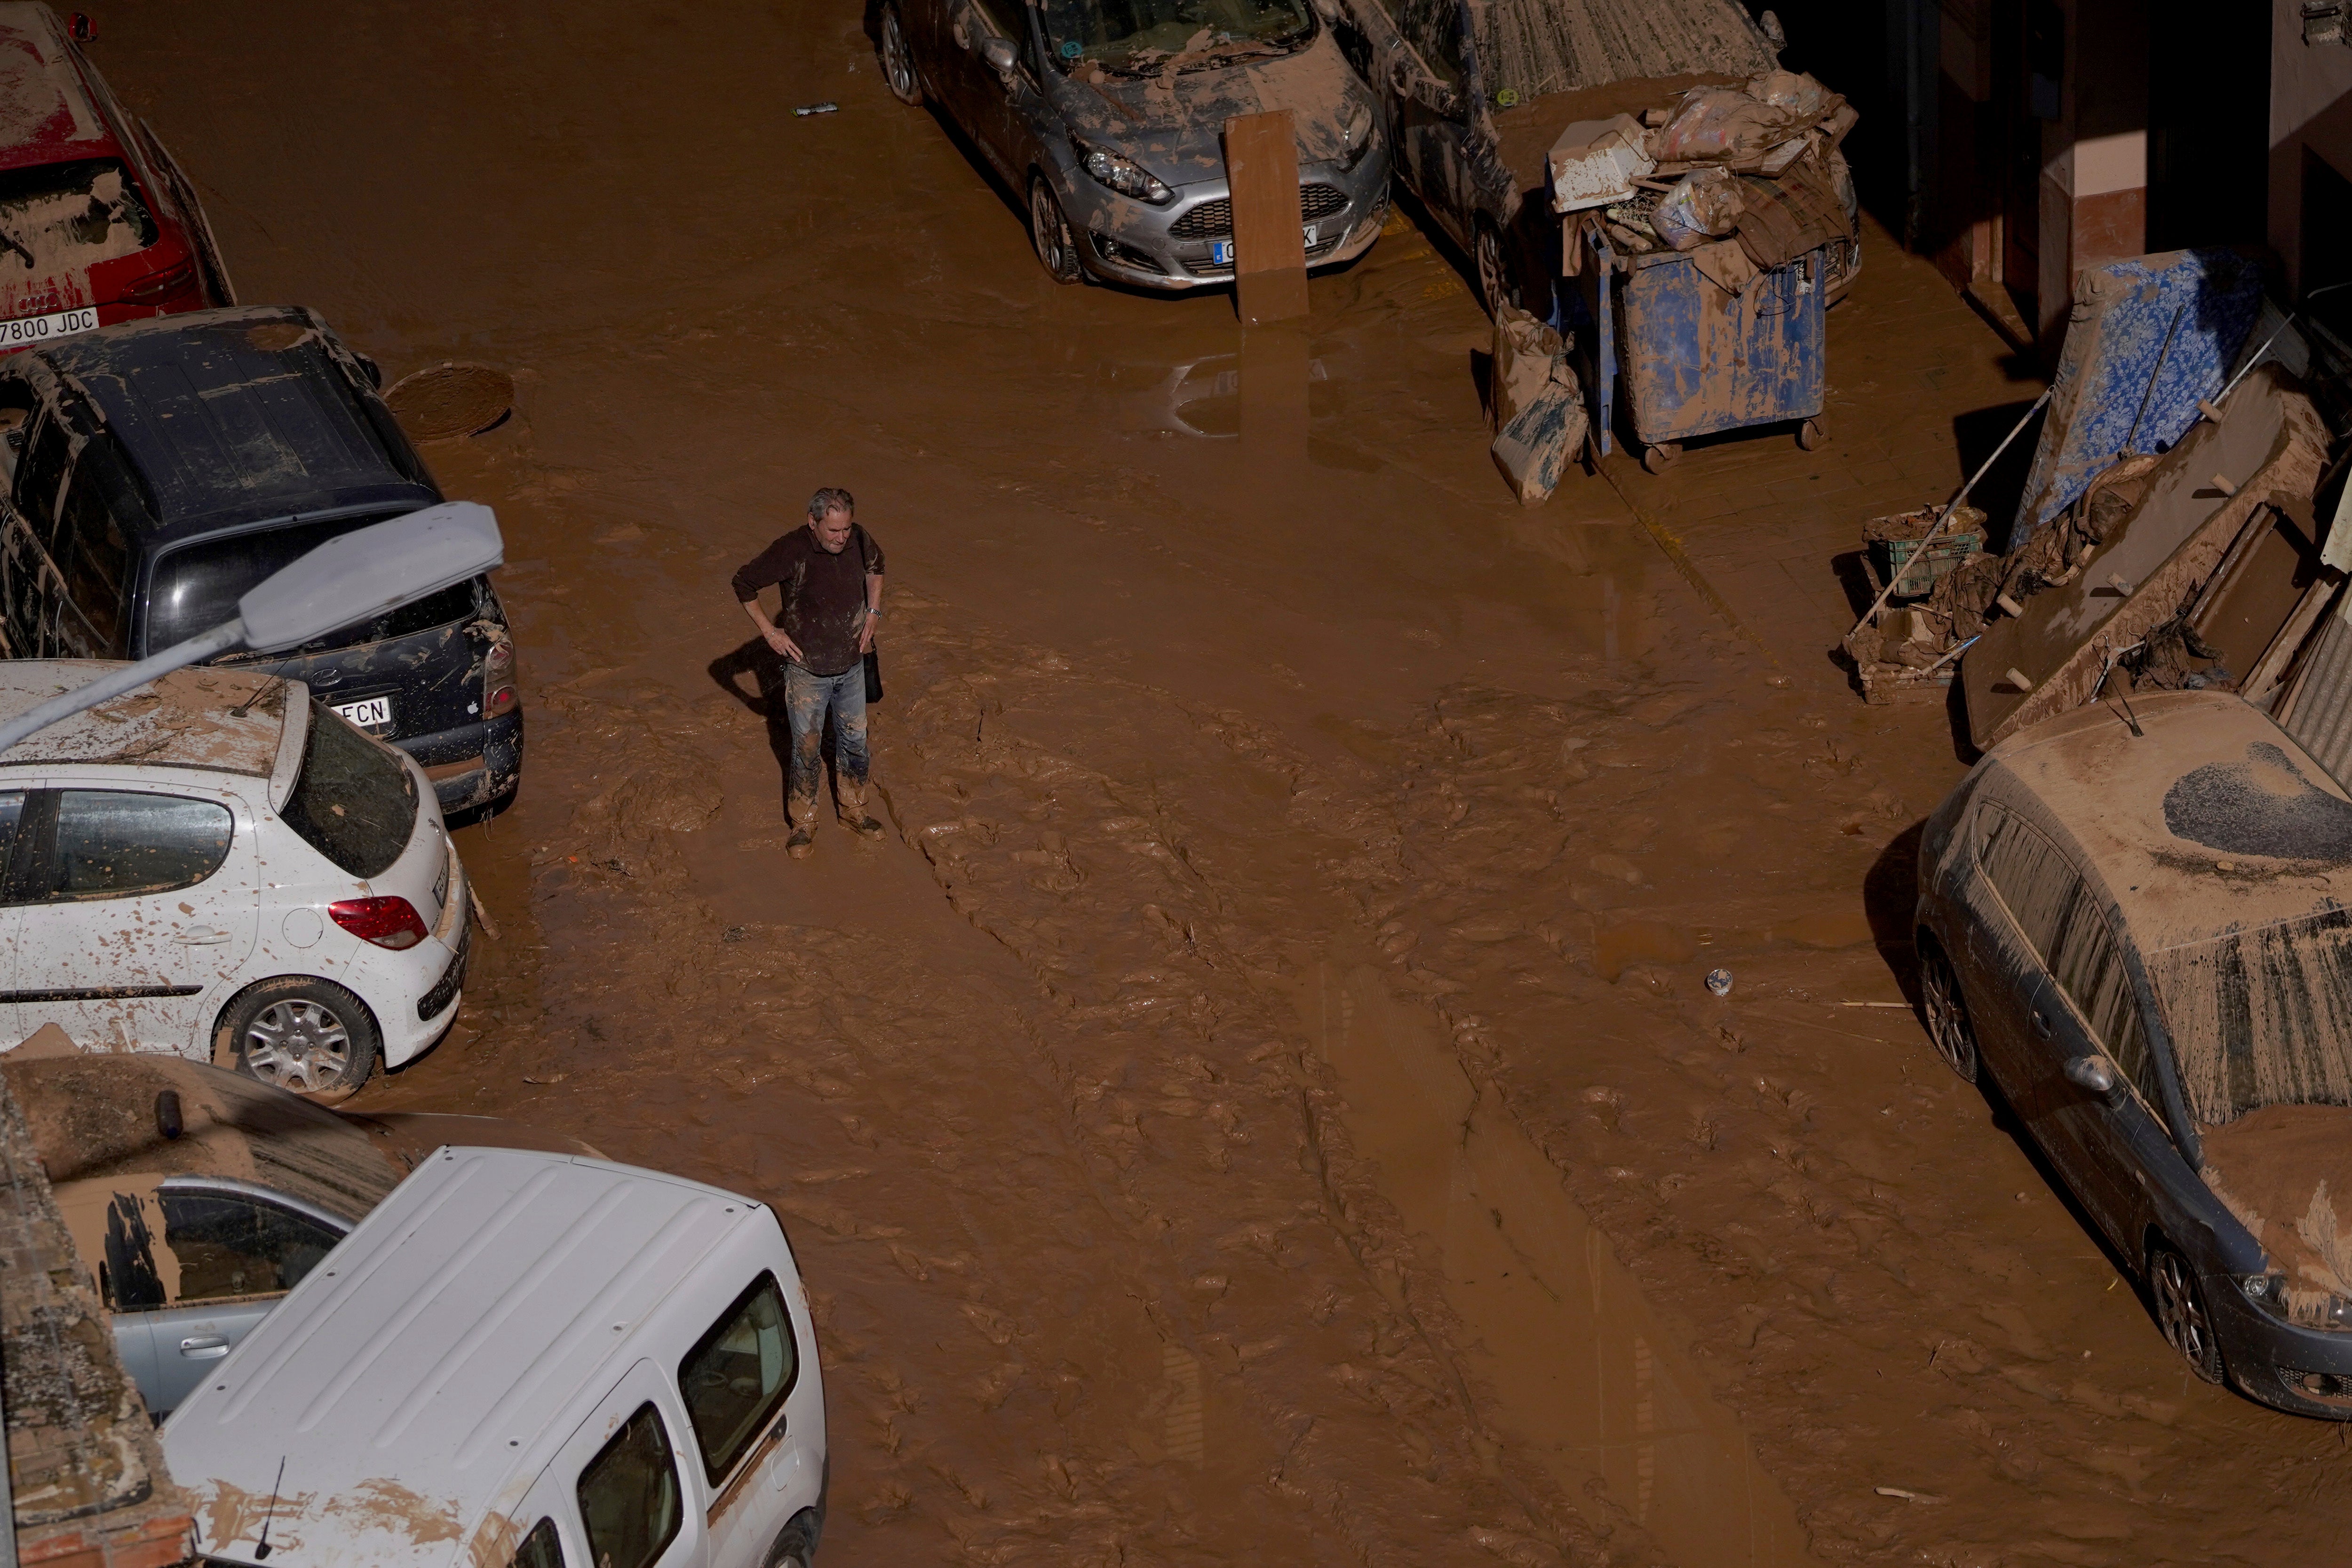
[876,0,1390,289]
[1915,690,2352,1417]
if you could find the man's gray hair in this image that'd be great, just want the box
[807,486,856,522]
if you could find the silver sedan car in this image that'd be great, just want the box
[877,0,1391,290]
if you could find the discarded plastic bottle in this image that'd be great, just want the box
[1705,968,1733,997]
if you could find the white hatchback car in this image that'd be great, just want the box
[0,661,469,1094]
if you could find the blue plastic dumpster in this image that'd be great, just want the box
[1570,223,1830,473]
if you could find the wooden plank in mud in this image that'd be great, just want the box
[1224,110,1308,326]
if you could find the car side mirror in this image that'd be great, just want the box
[68,12,95,43]
[981,36,1017,74]
[2065,1054,2118,1096]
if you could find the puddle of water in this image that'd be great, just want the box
[1300,963,1824,1568]
[1593,910,1876,983]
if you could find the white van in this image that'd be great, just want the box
[161,1148,828,1568]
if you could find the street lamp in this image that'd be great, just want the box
[0,501,504,755]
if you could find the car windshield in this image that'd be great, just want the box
[1038,0,1314,74]
[2153,907,2352,1124]
[1468,0,1776,102]
[0,158,156,282]
[145,515,481,656]
[280,700,417,879]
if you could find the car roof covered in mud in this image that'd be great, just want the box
[1466,0,1774,104]
[0,661,295,776]
[0,4,126,174]
[162,1148,779,1568]
[14,305,435,539]
[9,1051,404,1223]
[1983,689,2352,955]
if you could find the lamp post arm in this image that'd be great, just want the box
[0,620,249,757]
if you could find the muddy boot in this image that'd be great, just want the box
[787,827,815,858]
[838,780,886,840]
[787,795,818,859]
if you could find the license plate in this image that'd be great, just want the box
[1209,225,1319,268]
[0,306,97,348]
[333,696,393,730]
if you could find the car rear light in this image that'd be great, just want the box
[119,256,196,306]
[484,638,519,718]
[329,896,429,950]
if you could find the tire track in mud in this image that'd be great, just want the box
[877,611,1633,1568]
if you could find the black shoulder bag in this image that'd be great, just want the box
[855,523,884,704]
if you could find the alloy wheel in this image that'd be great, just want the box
[1029,179,1081,284]
[1918,939,1979,1083]
[242,998,355,1092]
[2151,1246,2225,1384]
[881,6,922,105]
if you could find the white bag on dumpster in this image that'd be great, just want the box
[1655,70,1842,164]
[1492,367,1588,506]
[1547,114,1653,213]
[1652,167,1746,250]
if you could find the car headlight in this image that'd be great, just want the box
[2239,1272,2352,1330]
[1337,99,1375,170]
[1072,137,1173,205]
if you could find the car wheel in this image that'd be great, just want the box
[1474,221,1518,317]
[762,1511,821,1568]
[1029,176,1083,285]
[1916,934,1979,1084]
[2150,1241,2226,1385]
[217,977,382,1101]
[879,2,923,106]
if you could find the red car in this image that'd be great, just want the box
[0,3,230,351]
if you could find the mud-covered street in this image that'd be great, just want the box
[87,3,2352,1564]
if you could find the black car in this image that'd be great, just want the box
[1916,689,2352,1417]
[0,305,520,815]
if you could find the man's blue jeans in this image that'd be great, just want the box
[783,662,868,826]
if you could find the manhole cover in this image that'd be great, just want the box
[384,361,514,441]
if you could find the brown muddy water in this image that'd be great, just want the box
[96,0,2352,1563]
[1300,962,1818,1568]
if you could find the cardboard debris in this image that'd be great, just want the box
[1490,299,1565,430]
[1493,380,1589,506]
[1547,115,1654,212]
[1686,236,1757,295]
[1732,160,1849,269]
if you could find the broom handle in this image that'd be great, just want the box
[1848,385,2053,640]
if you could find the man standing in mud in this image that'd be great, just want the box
[732,487,886,858]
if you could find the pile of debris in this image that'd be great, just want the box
[1839,247,2352,781]
[1547,69,1859,297]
